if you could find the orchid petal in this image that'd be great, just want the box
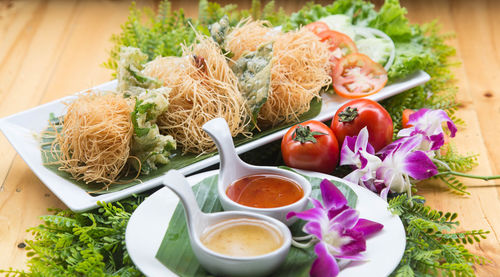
[429,133,444,150]
[335,253,365,261]
[354,127,370,152]
[340,229,366,255]
[376,165,407,194]
[310,243,339,277]
[310,198,325,210]
[407,108,457,138]
[361,150,383,170]
[407,108,430,124]
[320,179,347,209]
[353,218,384,237]
[286,207,325,221]
[359,154,368,169]
[366,143,375,155]
[340,136,358,166]
[330,209,359,229]
[345,135,357,152]
[397,127,413,137]
[304,221,323,240]
[376,166,395,186]
[343,169,367,185]
[447,121,457,137]
[327,205,350,220]
[397,135,422,154]
[380,186,390,201]
[340,128,376,167]
[403,151,438,180]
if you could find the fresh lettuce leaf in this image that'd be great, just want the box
[369,0,412,40]
[356,37,393,65]
[285,0,445,82]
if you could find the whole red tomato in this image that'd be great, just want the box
[331,99,393,152]
[281,120,339,174]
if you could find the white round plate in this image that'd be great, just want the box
[125,170,406,277]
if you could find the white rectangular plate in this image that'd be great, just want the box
[0,71,430,212]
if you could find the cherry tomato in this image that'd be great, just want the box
[402,109,415,128]
[332,53,388,99]
[331,99,393,152]
[281,120,339,174]
[304,22,330,35]
[317,30,357,65]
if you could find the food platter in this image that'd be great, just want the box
[125,169,406,276]
[0,71,429,212]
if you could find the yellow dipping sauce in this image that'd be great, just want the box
[200,218,283,257]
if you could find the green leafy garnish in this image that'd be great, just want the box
[0,198,144,277]
[126,66,160,88]
[130,88,176,174]
[103,2,202,75]
[131,100,154,137]
[389,195,490,276]
[117,47,162,97]
[232,42,273,129]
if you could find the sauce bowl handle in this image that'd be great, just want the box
[162,170,204,233]
[202,118,243,173]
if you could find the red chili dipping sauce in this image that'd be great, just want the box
[226,174,304,208]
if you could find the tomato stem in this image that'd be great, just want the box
[338,106,358,123]
[292,125,327,144]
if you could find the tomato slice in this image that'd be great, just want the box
[332,53,388,98]
[304,22,330,35]
[317,30,357,64]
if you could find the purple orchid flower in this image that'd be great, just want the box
[397,108,457,151]
[340,127,383,193]
[287,179,384,277]
[376,135,438,199]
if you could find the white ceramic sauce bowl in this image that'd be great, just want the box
[163,170,292,277]
[202,118,312,226]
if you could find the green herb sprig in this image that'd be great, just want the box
[0,198,144,277]
[389,195,490,277]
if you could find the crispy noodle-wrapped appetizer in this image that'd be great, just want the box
[143,35,250,154]
[227,20,331,127]
[52,93,133,186]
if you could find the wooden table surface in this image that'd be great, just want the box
[0,0,498,275]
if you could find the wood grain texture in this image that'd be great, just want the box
[0,0,498,275]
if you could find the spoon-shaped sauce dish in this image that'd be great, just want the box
[202,118,312,225]
[162,170,292,277]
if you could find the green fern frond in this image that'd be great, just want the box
[435,174,469,195]
[3,197,144,277]
[438,143,478,172]
[389,195,489,276]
